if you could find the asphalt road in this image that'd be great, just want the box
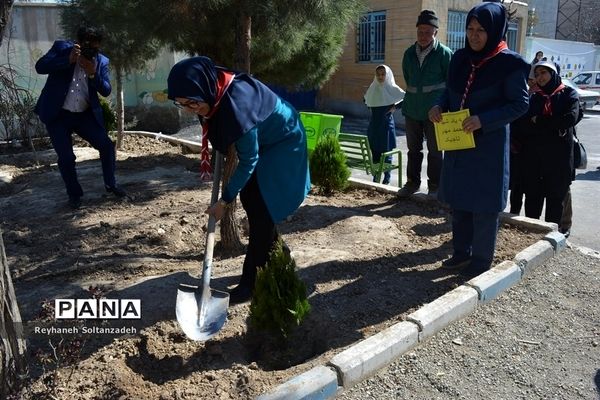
[341,106,600,252]
[568,108,600,251]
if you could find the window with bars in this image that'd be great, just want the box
[447,11,467,52]
[447,11,521,52]
[357,11,386,62]
[506,21,519,50]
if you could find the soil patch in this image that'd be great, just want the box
[1,135,547,399]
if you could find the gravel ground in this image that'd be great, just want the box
[338,244,600,400]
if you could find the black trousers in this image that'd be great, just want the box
[524,192,565,225]
[46,109,116,198]
[238,172,278,288]
[404,116,442,186]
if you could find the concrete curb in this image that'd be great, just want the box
[257,179,562,399]
[328,321,419,388]
[256,365,339,400]
[543,231,567,254]
[514,240,555,275]
[406,286,479,342]
[465,260,522,304]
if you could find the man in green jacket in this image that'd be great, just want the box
[398,10,452,197]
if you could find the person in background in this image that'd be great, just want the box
[364,65,405,184]
[398,9,452,197]
[516,60,578,235]
[34,26,126,209]
[167,56,311,304]
[532,50,544,65]
[428,1,530,275]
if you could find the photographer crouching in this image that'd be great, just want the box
[34,25,126,209]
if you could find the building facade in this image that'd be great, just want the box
[318,0,529,117]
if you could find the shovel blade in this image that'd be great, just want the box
[176,284,229,341]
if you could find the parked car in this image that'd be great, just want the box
[563,78,600,111]
[571,70,600,92]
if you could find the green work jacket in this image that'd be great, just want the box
[402,40,453,121]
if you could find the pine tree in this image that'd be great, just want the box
[249,238,310,339]
[310,134,351,195]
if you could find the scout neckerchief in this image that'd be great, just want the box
[199,71,235,181]
[460,41,508,110]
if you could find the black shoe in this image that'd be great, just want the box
[427,183,439,196]
[441,255,471,270]
[560,229,571,238]
[397,182,419,198]
[228,285,253,304]
[68,196,81,209]
[106,185,127,198]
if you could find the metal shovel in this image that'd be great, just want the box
[176,151,229,340]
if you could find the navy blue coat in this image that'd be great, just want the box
[436,49,530,213]
[34,40,111,128]
[367,105,396,154]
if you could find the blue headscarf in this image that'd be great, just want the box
[465,2,508,61]
[167,56,278,153]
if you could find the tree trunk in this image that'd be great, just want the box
[115,68,125,150]
[233,9,251,73]
[218,6,252,253]
[0,228,28,398]
[219,145,244,253]
[0,0,15,48]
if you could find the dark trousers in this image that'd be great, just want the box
[559,189,572,232]
[238,172,278,288]
[404,116,442,186]
[46,109,116,198]
[524,193,564,225]
[451,209,500,270]
[371,151,392,183]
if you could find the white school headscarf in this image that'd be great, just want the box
[364,64,405,107]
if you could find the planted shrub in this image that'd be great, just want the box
[309,134,350,195]
[249,238,311,339]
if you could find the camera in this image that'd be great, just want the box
[80,42,99,60]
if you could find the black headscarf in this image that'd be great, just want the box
[465,2,508,62]
[167,56,278,153]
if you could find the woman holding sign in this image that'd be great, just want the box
[428,1,529,275]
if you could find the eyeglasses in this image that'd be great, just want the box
[173,100,199,109]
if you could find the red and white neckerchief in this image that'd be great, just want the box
[459,41,508,110]
[533,83,566,116]
[199,71,235,181]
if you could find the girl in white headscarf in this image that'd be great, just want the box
[364,65,405,184]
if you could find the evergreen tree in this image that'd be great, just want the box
[310,134,351,195]
[138,0,366,87]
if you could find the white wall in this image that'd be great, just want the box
[525,36,597,77]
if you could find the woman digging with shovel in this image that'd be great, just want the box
[167,56,311,304]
